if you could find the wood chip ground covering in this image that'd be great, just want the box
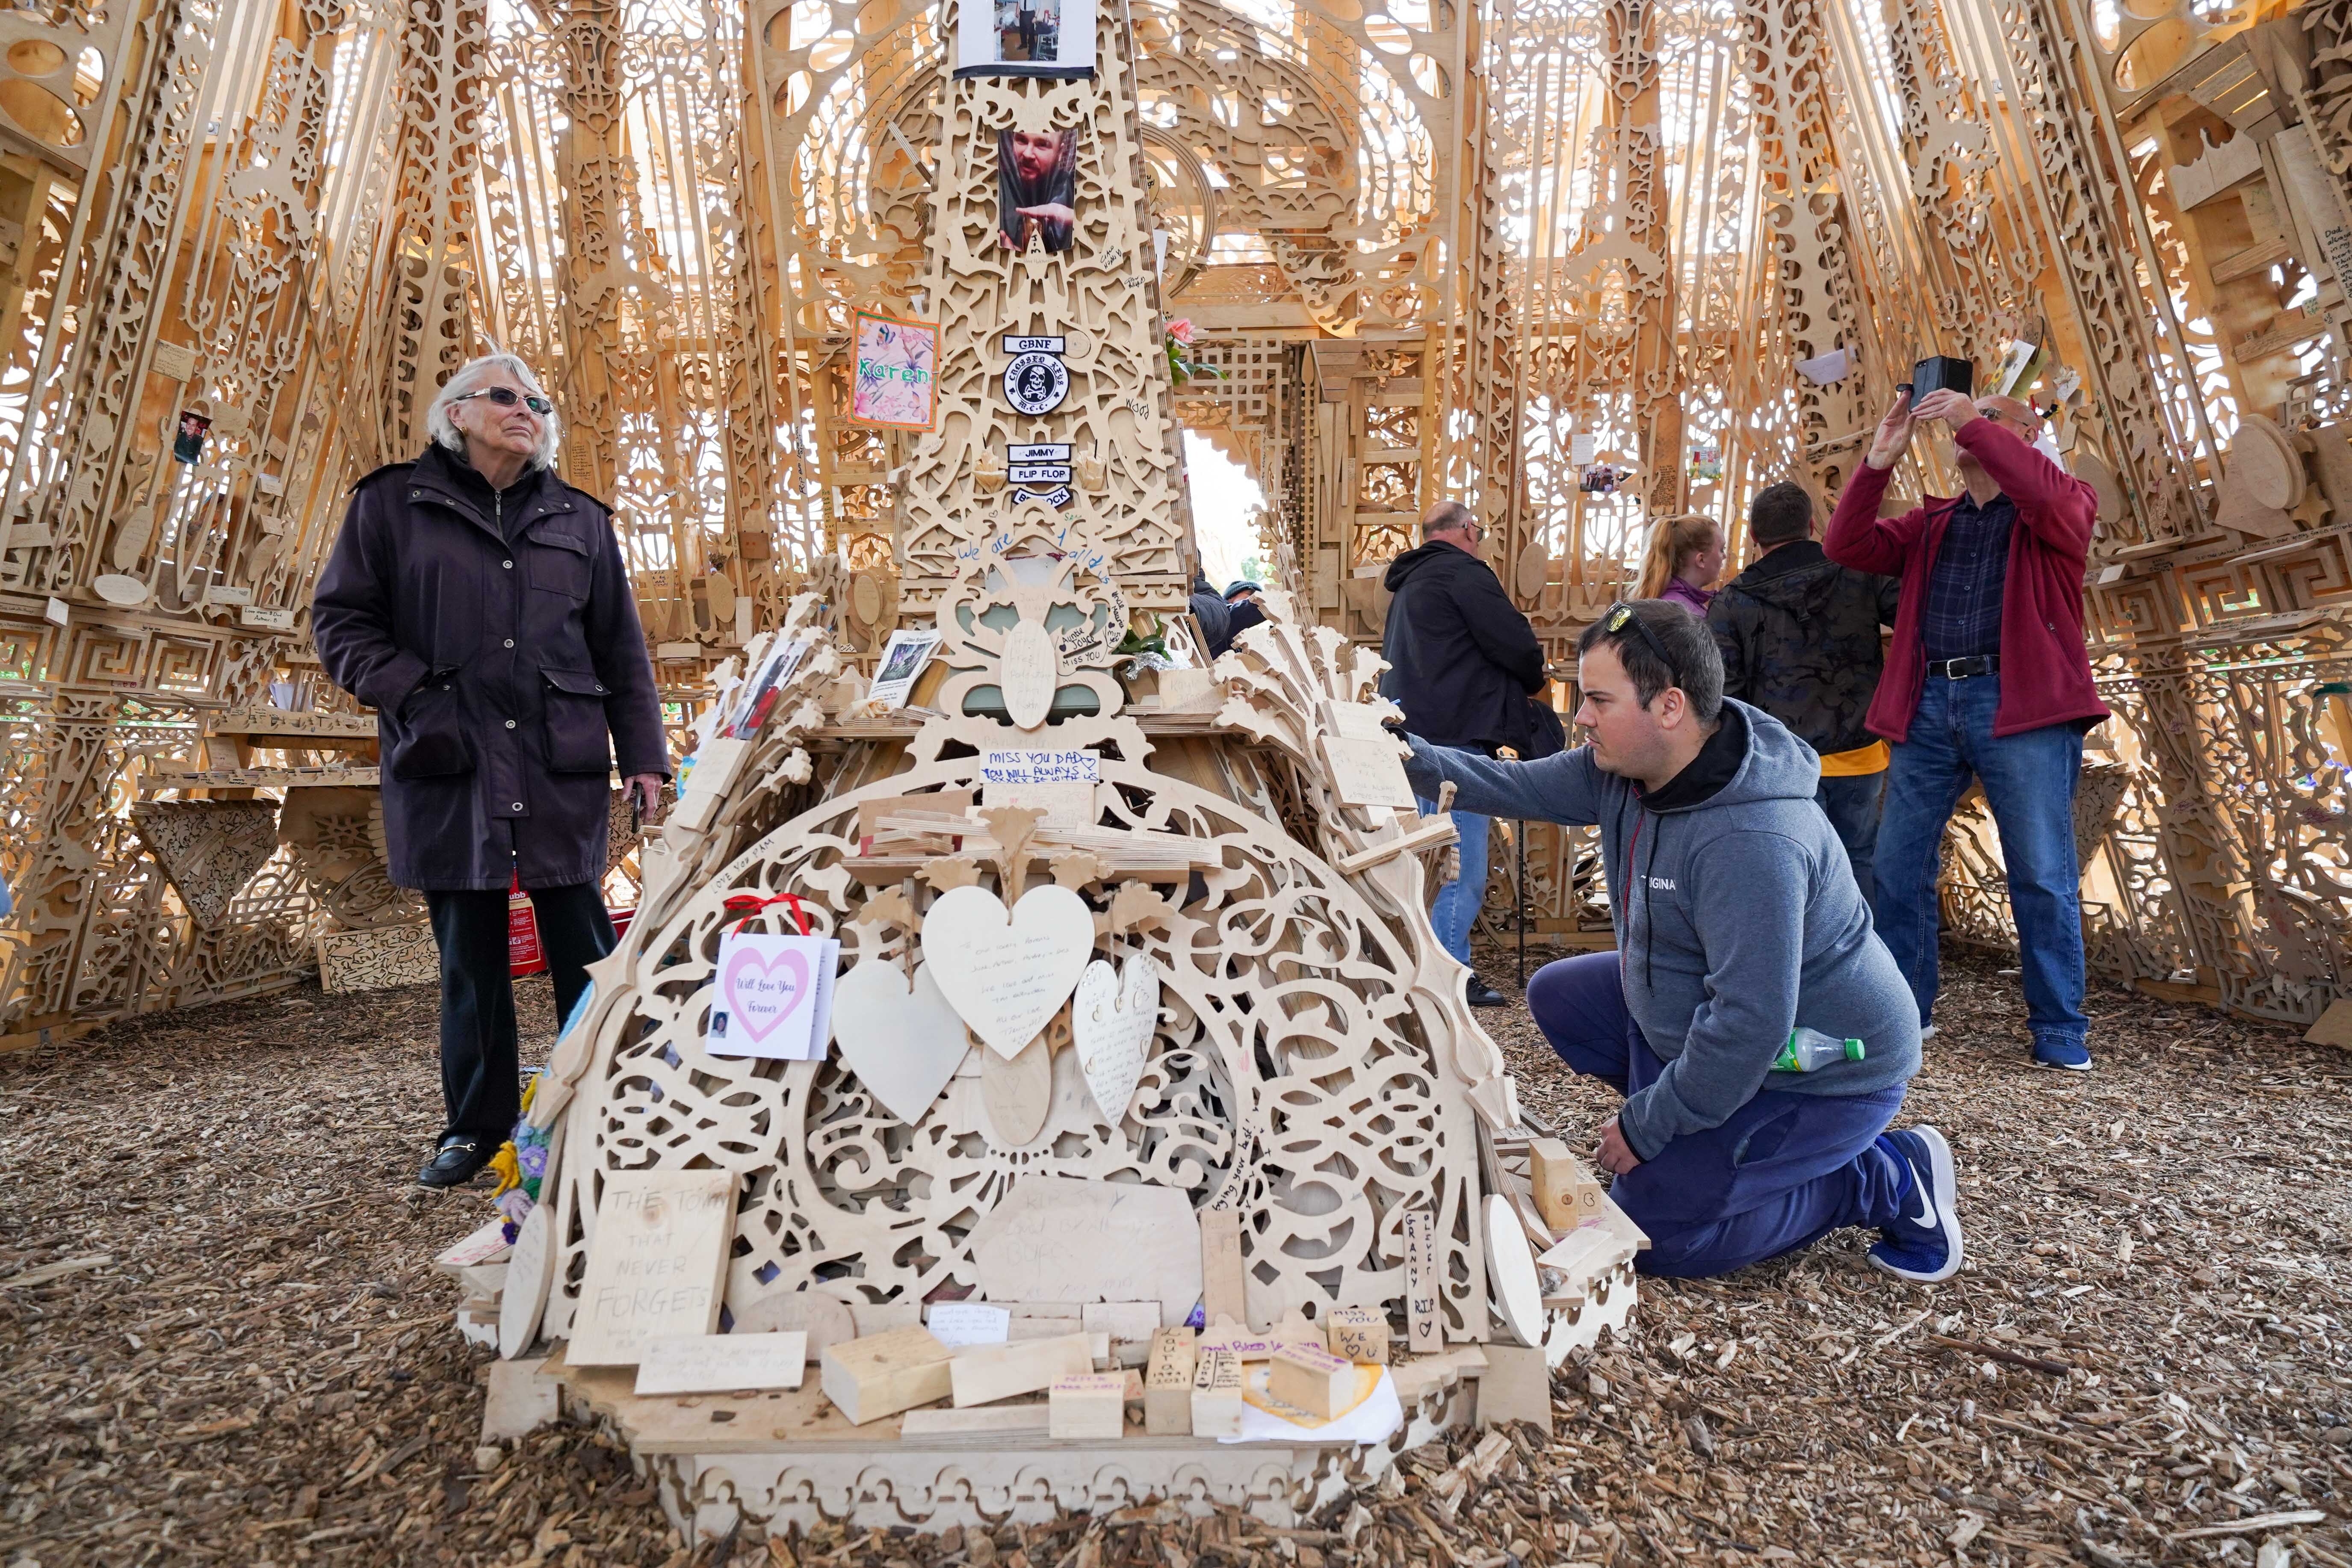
[3,946,2349,1568]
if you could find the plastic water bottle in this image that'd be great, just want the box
[1774,1026,1864,1072]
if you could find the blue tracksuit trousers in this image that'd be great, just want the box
[1526,951,1914,1278]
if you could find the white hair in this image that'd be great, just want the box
[425,352,561,471]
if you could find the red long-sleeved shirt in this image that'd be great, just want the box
[1824,418,2109,740]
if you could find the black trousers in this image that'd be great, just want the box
[425,883,615,1143]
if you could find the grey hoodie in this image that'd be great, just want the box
[1404,700,1919,1158]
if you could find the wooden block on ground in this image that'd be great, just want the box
[1268,1344,1355,1417]
[1048,1372,1127,1440]
[1082,1300,1161,1343]
[633,1332,807,1397]
[1191,1349,1245,1438]
[1476,1342,1554,1434]
[482,1357,557,1441]
[1536,1225,1640,1305]
[1199,1208,1245,1326]
[1196,1315,1278,1360]
[819,1326,954,1425]
[1007,1311,1083,1340]
[847,1302,925,1336]
[2305,998,2352,1049]
[1529,1138,1604,1231]
[1144,1327,1196,1435]
[1270,1312,1328,1358]
[948,1331,1093,1407]
[1326,1305,1390,1364]
[900,1403,1050,1438]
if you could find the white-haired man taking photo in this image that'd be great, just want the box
[313,353,670,1190]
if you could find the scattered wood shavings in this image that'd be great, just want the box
[0,948,2347,1566]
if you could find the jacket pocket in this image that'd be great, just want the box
[526,524,593,600]
[541,666,613,773]
[388,668,475,780]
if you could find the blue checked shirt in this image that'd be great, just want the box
[1920,492,2015,662]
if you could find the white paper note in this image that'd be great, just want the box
[980,748,1099,784]
[926,1302,1013,1347]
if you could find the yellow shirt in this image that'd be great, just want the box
[1819,740,1890,777]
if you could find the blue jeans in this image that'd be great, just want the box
[1415,785,1490,969]
[1874,673,2087,1051]
[1525,952,1910,1278]
[1815,770,1885,907]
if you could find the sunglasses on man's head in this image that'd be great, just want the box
[1601,601,1680,682]
[454,386,553,416]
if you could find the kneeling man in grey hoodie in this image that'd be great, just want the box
[1403,600,1962,1281]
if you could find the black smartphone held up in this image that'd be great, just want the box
[1910,356,1974,399]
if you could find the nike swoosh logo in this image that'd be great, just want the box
[1906,1166,1934,1228]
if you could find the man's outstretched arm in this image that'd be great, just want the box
[1401,734,1604,827]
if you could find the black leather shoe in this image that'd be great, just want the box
[418,1136,492,1190]
[1465,974,1508,1008]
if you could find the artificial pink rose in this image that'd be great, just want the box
[1167,318,1196,345]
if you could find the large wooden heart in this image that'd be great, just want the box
[1072,955,1158,1123]
[922,884,1094,1059]
[830,960,968,1123]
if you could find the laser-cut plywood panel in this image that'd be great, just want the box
[7,0,2352,1040]
[543,559,1519,1350]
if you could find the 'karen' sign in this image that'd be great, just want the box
[566,1169,737,1367]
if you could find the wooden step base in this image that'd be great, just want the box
[533,1276,1637,1544]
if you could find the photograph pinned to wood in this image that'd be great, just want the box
[956,0,1095,78]
[707,929,841,1060]
[847,309,940,431]
[867,628,943,709]
[721,635,812,738]
[995,128,1080,254]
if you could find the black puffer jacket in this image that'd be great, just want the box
[1705,540,1899,759]
[1378,541,1546,754]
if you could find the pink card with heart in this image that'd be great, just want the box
[708,931,840,1060]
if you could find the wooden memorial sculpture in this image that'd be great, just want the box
[495,0,1637,1519]
[511,537,1640,1528]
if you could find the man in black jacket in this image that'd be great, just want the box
[1380,500,1548,1006]
[1706,481,1899,900]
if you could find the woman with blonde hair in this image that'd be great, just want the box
[1635,513,1726,614]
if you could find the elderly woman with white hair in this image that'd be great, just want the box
[314,352,668,1189]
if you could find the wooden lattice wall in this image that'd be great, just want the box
[2,0,2349,1035]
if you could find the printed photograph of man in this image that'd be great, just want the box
[954,0,1093,80]
[995,0,1060,61]
[998,128,1078,254]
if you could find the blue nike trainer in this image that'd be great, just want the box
[1869,1125,1963,1283]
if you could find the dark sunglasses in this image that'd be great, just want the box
[1601,601,1680,683]
[453,386,553,416]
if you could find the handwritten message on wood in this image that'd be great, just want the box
[1403,1208,1442,1352]
[633,1331,807,1396]
[568,1170,736,1367]
[922,884,1093,1059]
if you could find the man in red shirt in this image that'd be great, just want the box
[1825,387,2108,1071]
